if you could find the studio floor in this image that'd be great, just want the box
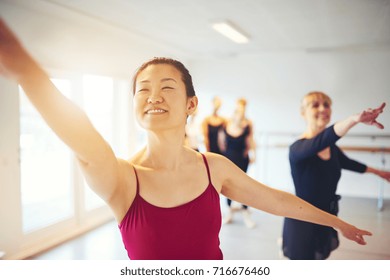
[27,196,390,260]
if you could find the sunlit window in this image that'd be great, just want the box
[19,74,129,232]
[82,74,114,210]
[20,79,73,233]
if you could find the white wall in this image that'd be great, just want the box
[0,78,23,259]
[190,51,390,133]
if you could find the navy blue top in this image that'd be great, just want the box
[207,123,223,154]
[289,124,366,211]
[283,125,367,259]
[223,125,250,171]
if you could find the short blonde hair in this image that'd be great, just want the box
[301,91,332,112]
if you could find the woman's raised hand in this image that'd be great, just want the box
[0,18,38,82]
[355,102,386,129]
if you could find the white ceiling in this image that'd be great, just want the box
[4,0,390,58]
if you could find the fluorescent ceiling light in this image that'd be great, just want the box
[212,21,250,44]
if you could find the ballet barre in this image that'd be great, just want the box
[339,146,389,211]
[265,142,389,211]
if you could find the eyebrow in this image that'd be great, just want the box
[310,100,329,104]
[161,78,177,83]
[139,78,177,84]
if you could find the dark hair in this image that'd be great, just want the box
[132,57,196,98]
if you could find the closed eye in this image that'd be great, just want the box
[162,86,174,91]
[323,102,330,108]
[311,102,320,108]
[137,88,149,93]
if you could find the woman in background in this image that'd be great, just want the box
[202,96,226,154]
[282,91,390,259]
[219,98,257,228]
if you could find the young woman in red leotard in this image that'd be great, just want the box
[0,19,377,259]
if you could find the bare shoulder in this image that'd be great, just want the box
[202,116,211,125]
[202,152,238,192]
[117,157,135,174]
[204,152,241,173]
[203,151,227,164]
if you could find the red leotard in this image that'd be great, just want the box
[118,154,223,260]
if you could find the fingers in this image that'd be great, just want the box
[379,171,390,182]
[372,120,384,129]
[354,229,372,245]
[366,102,385,115]
[0,18,21,47]
[0,17,13,40]
[360,102,386,129]
[377,102,386,112]
[344,227,372,246]
[359,229,372,236]
[371,102,386,115]
[355,235,366,245]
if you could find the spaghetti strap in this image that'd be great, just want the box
[201,153,212,185]
[132,165,140,194]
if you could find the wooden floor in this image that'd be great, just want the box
[27,196,390,260]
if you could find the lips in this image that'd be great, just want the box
[316,113,329,119]
[145,108,167,114]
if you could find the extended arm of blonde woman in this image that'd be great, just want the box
[334,103,386,137]
[366,166,390,183]
[208,153,372,245]
[0,18,130,206]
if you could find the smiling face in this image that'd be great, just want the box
[133,63,197,132]
[301,91,332,132]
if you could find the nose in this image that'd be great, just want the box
[147,91,163,104]
[318,104,327,111]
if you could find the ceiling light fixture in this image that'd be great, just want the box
[212,21,250,44]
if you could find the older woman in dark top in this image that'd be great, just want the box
[282,91,390,260]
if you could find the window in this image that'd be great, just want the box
[82,75,114,210]
[20,79,73,233]
[14,72,134,258]
[19,73,131,230]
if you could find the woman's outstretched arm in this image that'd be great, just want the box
[209,153,372,245]
[334,103,386,137]
[0,18,129,206]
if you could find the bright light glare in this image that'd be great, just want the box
[212,22,249,44]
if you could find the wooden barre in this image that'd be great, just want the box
[339,146,390,153]
[269,144,390,153]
